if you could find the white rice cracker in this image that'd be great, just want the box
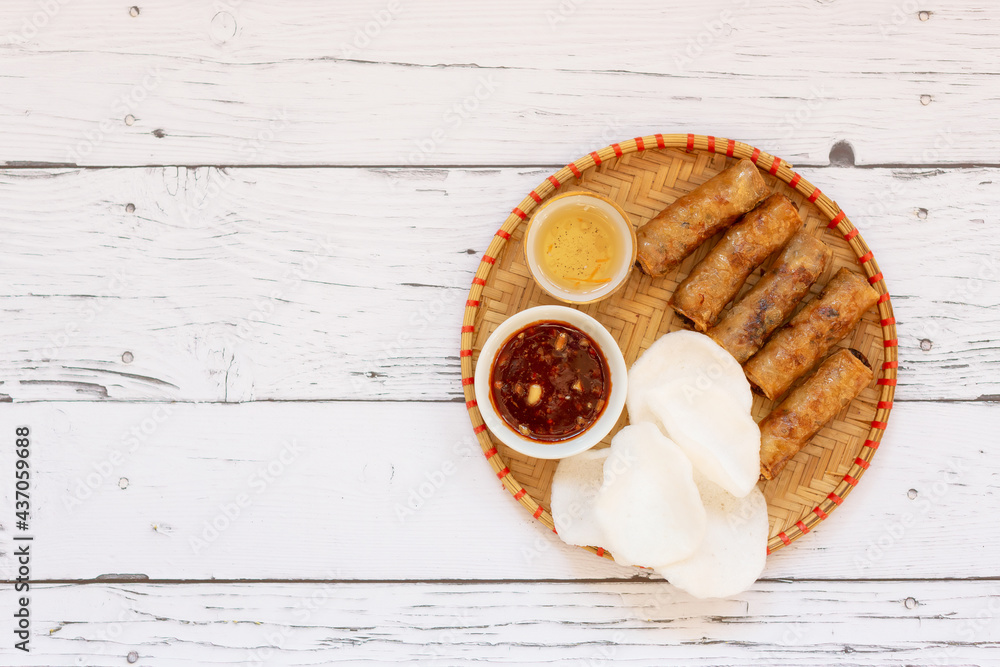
[644,382,761,498]
[627,330,760,498]
[627,329,752,424]
[550,447,610,548]
[657,473,769,599]
[592,422,706,568]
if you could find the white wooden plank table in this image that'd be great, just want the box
[0,1,998,664]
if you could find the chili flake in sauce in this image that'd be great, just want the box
[489,321,610,442]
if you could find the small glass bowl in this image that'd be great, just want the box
[523,192,636,304]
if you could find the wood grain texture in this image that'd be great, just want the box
[0,166,995,402]
[0,400,995,581]
[0,1,995,165]
[4,0,988,74]
[6,581,999,666]
[0,2,996,662]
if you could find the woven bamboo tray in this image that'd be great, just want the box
[460,134,897,559]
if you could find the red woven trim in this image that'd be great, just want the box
[465,399,477,409]
[496,229,511,240]
[707,135,716,152]
[808,187,821,203]
[466,300,480,308]
[472,277,486,286]
[483,447,497,459]
[634,136,645,152]
[844,474,859,486]
[843,228,859,241]
[769,157,782,175]
[877,378,898,386]
[655,134,665,149]
[778,532,791,545]
[750,147,761,163]
[880,317,896,326]
[877,292,891,304]
[884,339,898,348]
[868,272,884,284]
[686,134,695,151]
[568,163,582,178]
[789,173,801,189]
[766,546,772,555]
[877,400,893,410]
[813,506,829,520]
[828,491,844,505]
[528,191,542,204]
[596,547,605,557]
[854,456,870,470]
[726,139,735,157]
[461,325,474,333]
[532,506,544,519]
[473,423,486,433]
[871,420,888,430]
[612,143,623,157]
[460,349,472,357]
[512,207,527,220]
[590,151,602,166]
[863,439,880,450]
[827,211,846,228]
[496,467,509,479]
[462,377,475,386]
[858,250,874,263]
[547,175,561,189]
[795,520,810,534]
[513,488,526,501]
[882,360,898,369]
[481,254,496,265]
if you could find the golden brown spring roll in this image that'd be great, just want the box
[758,348,873,480]
[670,193,803,331]
[744,267,879,400]
[636,158,769,277]
[707,232,832,363]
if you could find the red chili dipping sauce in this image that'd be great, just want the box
[489,321,610,442]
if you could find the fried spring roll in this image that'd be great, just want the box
[744,267,880,400]
[670,194,803,331]
[636,158,769,277]
[758,348,873,480]
[707,232,832,362]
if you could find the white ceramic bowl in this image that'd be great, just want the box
[474,305,628,460]
[523,192,636,304]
